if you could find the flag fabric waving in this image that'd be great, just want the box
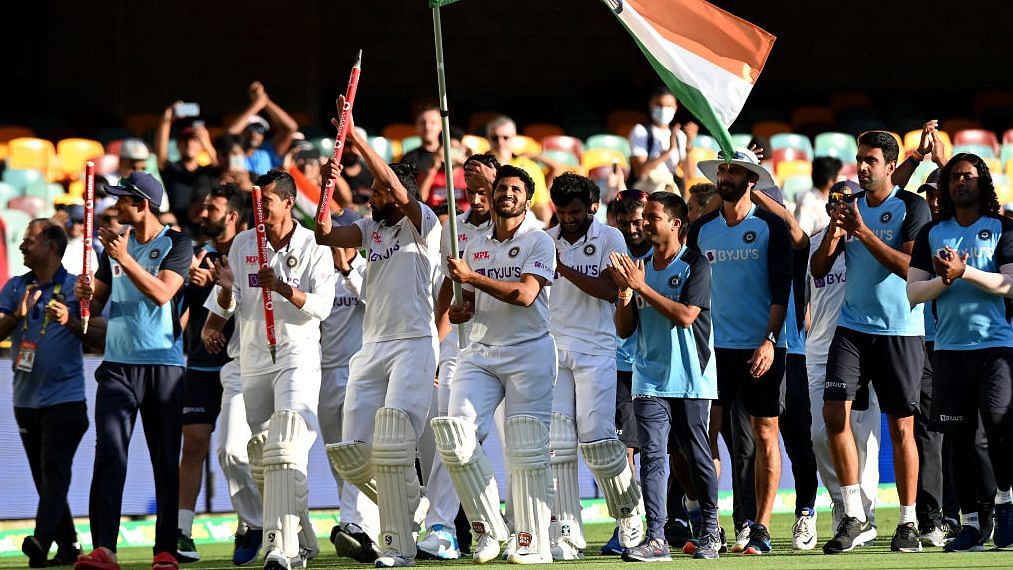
[606,0,775,156]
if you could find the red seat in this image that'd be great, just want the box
[790,106,835,136]
[7,196,47,218]
[1004,129,1013,146]
[541,136,584,161]
[953,129,1000,156]
[770,147,808,167]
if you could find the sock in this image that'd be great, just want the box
[996,488,1012,505]
[962,512,980,531]
[685,499,701,514]
[898,505,917,527]
[178,509,196,537]
[842,485,867,522]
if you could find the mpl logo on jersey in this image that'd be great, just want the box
[246,255,259,266]
[473,250,490,261]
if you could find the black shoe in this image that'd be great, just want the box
[664,519,692,549]
[823,516,873,554]
[48,543,80,567]
[944,525,985,552]
[22,536,48,568]
[890,522,923,552]
[692,529,722,560]
[330,523,379,563]
[176,530,200,563]
[743,523,771,555]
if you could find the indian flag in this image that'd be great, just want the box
[604,0,775,155]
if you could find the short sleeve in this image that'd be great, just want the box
[415,203,440,241]
[765,214,793,308]
[600,227,627,269]
[998,219,1013,267]
[680,252,711,309]
[95,251,112,285]
[629,124,649,158]
[160,232,193,278]
[522,233,556,284]
[0,277,19,314]
[901,193,931,243]
[909,223,936,274]
[351,217,373,249]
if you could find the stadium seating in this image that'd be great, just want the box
[582,148,628,171]
[0,208,31,276]
[781,175,812,203]
[124,113,161,137]
[606,110,649,137]
[769,133,814,159]
[468,111,501,134]
[0,183,18,205]
[953,129,1000,156]
[770,147,808,167]
[381,123,415,141]
[0,125,35,143]
[689,147,717,176]
[693,135,721,153]
[1000,144,1013,168]
[585,134,631,157]
[952,144,996,159]
[57,138,105,181]
[461,135,490,156]
[401,136,422,155]
[775,160,812,184]
[8,196,47,218]
[541,136,583,161]
[6,138,57,180]
[752,120,791,139]
[509,135,541,157]
[540,150,580,169]
[814,132,858,162]
[731,133,753,148]
[790,106,835,135]
[522,123,565,140]
[829,92,872,114]
[367,137,395,162]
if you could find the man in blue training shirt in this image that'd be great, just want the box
[907,153,1013,552]
[687,148,793,555]
[74,172,192,570]
[612,192,721,561]
[1,219,105,568]
[812,131,931,554]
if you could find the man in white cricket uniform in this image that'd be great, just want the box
[314,106,441,568]
[203,170,334,570]
[545,173,642,559]
[431,165,557,565]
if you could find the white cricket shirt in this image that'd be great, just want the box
[320,253,366,370]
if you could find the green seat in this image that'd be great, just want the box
[400,136,422,155]
[541,149,579,168]
[904,161,938,192]
[0,208,32,276]
[585,134,631,157]
[1000,144,1013,166]
[781,175,812,203]
[770,133,814,158]
[693,135,721,153]
[952,144,996,159]
[0,183,17,204]
[2,168,44,192]
[311,137,334,156]
[814,132,858,163]
[144,155,164,186]
[731,133,753,148]
[367,137,393,162]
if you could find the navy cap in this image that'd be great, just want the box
[917,168,941,193]
[755,185,785,207]
[106,171,164,208]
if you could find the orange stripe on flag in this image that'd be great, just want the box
[626,0,775,83]
[289,166,339,214]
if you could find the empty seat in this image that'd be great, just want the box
[582,148,628,171]
[522,123,565,140]
[509,135,541,157]
[400,136,422,155]
[606,110,649,137]
[769,133,814,158]
[952,144,996,159]
[461,135,490,156]
[814,132,858,163]
[541,136,583,161]
[585,134,631,157]
[7,138,57,179]
[57,138,105,181]
[953,129,1000,156]
[367,137,394,162]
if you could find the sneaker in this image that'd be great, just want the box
[296,544,319,569]
[176,531,200,563]
[664,519,692,549]
[792,509,818,550]
[375,549,415,568]
[944,525,984,552]
[600,527,623,556]
[995,503,1013,548]
[508,533,552,565]
[728,521,751,553]
[473,533,501,564]
[262,547,291,570]
[417,525,460,560]
[920,521,952,547]
[330,523,380,563]
[621,538,672,562]
[618,514,643,548]
[233,529,262,566]
[500,535,517,561]
[74,547,120,570]
[152,552,178,570]
[890,523,923,553]
[549,536,583,561]
[742,523,771,555]
[22,536,48,568]
[692,529,722,560]
[51,543,82,566]
[823,516,874,554]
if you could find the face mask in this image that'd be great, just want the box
[651,106,676,125]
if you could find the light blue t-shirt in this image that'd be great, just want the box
[631,247,716,399]
[911,215,1013,350]
[838,188,930,336]
[245,142,281,176]
[616,246,653,372]
[0,267,86,408]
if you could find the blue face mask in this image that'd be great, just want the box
[651,106,676,126]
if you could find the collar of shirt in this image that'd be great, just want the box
[548,216,605,251]
[25,265,69,289]
[485,212,541,244]
[719,204,757,225]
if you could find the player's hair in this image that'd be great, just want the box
[648,191,688,225]
[650,85,674,101]
[30,218,68,256]
[689,182,718,208]
[549,172,594,208]
[493,165,535,200]
[812,157,843,188]
[485,115,516,137]
[389,162,421,201]
[857,131,900,163]
[611,195,645,217]
[465,153,500,170]
[937,153,999,219]
[209,183,246,219]
[416,103,440,119]
[255,170,297,201]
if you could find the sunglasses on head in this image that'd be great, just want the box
[615,189,648,203]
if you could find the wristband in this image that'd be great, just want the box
[910,150,924,162]
[618,289,633,301]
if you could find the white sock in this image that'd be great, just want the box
[898,505,917,527]
[996,488,1013,505]
[962,512,980,531]
[842,485,867,522]
[178,509,196,537]
[685,499,701,513]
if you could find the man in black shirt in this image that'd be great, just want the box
[155,105,219,235]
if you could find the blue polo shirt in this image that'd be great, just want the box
[95,226,191,366]
[631,247,716,399]
[911,215,1013,350]
[0,267,86,408]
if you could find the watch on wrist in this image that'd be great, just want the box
[766,331,777,346]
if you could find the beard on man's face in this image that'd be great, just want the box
[717,178,749,202]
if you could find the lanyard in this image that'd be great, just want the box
[21,283,62,338]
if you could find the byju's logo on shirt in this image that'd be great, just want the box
[704,249,760,263]
[742,231,757,244]
[813,272,846,288]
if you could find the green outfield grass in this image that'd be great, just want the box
[3,508,1010,569]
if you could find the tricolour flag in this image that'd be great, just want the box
[604,0,775,155]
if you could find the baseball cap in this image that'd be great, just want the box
[105,171,164,208]
[755,185,785,207]
[917,168,941,193]
[119,138,150,161]
[67,204,85,223]
[246,115,270,133]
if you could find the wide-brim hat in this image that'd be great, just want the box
[698,147,776,191]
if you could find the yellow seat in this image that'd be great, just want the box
[461,135,490,156]
[57,138,105,181]
[509,135,541,158]
[582,148,628,171]
[984,157,1002,175]
[7,137,57,180]
[902,129,952,158]
[775,160,812,184]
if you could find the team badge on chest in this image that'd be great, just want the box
[149,249,161,259]
[508,246,520,258]
[668,274,682,288]
[979,229,992,240]
[583,244,596,256]
[880,212,892,224]
[742,231,757,244]
[286,254,299,269]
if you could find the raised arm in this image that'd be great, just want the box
[155,101,182,170]
[228,82,269,135]
[260,85,299,156]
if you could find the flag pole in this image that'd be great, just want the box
[432,4,466,349]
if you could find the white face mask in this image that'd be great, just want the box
[651,106,676,126]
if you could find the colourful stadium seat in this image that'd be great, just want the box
[1004,129,1013,145]
[7,196,47,218]
[606,110,649,137]
[0,125,35,143]
[983,157,1002,175]
[6,138,57,179]
[752,121,791,139]
[540,150,580,168]
[381,123,415,142]
[781,175,812,203]
[57,138,104,181]
[367,137,394,162]
[585,134,631,157]
[769,133,814,158]
[510,135,541,157]
[468,111,502,135]
[953,129,1000,156]
[311,137,334,156]
[582,148,628,171]
[829,92,872,114]
[2,168,44,192]
[790,106,835,135]
[689,147,717,176]
[940,118,981,136]
[541,136,583,161]
[952,144,996,159]
[400,136,422,155]
[902,129,952,157]
[461,135,490,156]
[26,183,65,205]
[523,123,565,140]
[904,161,938,192]
[0,183,18,205]
[731,133,754,148]
[775,160,811,184]
[814,132,858,162]
[839,162,858,181]
[0,208,31,277]
[1000,144,1013,169]
[770,148,808,167]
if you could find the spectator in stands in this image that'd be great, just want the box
[156,103,219,235]
[686,182,717,224]
[61,205,98,277]
[215,135,254,191]
[795,157,843,236]
[226,81,298,176]
[628,87,697,193]
[340,143,375,205]
[0,220,104,568]
[416,127,468,210]
[401,104,443,173]
[486,115,551,222]
[112,139,151,185]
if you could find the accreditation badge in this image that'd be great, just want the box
[14,340,37,373]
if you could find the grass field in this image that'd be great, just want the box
[3,508,1011,569]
